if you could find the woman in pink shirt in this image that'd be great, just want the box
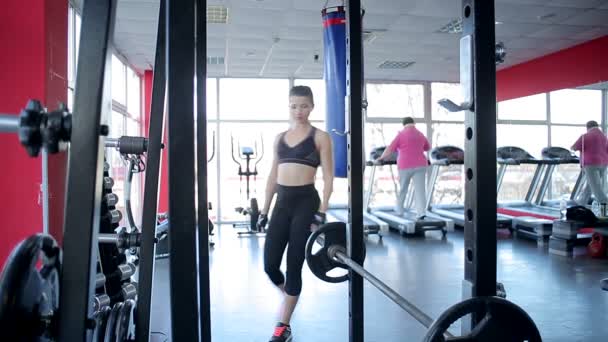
[377,117,430,218]
[571,120,608,204]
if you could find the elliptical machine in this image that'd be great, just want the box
[231,134,264,236]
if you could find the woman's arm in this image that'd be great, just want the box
[261,135,280,215]
[571,135,582,151]
[318,131,334,213]
[378,134,400,160]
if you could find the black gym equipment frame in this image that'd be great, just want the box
[196,0,213,339]
[345,1,365,341]
[461,0,499,332]
[343,0,499,340]
[135,0,167,339]
[166,0,202,340]
[57,0,117,340]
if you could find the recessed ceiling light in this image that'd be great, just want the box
[438,18,503,34]
[245,51,256,57]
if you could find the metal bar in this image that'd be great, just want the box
[0,114,18,133]
[535,164,554,205]
[57,0,116,340]
[98,233,119,244]
[462,0,498,332]
[346,1,364,341]
[105,137,120,148]
[196,0,212,339]
[167,0,200,340]
[135,0,167,339]
[496,164,506,193]
[571,170,584,201]
[363,163,375,211]
[425,164,441,210]
[41,150,49,235]
[525,164,544,203]
[335,251,455,338]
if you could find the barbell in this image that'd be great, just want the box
[305,222,542,341]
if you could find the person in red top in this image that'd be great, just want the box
[571,120,608,204]
[377,117,430,218]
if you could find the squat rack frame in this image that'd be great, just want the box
[54,0,497,340]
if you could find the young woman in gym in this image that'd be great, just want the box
[376,116,430,219]
[257,85,334,342]
[571,120,608,205]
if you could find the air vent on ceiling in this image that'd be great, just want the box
[207,5,228,24]
[438,18,502,34]
[207,56,225,65]
[378,60,415,69]
[437,18,462,34]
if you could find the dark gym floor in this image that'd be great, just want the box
[150,226,608,342]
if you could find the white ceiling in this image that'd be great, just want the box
[102,0,608,82]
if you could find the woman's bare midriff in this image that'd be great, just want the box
[277,163,317,186]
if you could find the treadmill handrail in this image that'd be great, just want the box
[366,159,396,166]
[431,158,464,166]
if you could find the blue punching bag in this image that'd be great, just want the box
[322,6,347,178]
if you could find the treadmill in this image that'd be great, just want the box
[427,146,512,228]
[326,203,388,237]
[505,147,581,244]
[365,147,449,236]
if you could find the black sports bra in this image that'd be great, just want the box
[277,127,321,168]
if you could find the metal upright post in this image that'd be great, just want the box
[167,0,200,340]
[196,0,212,340]
[461,0,498,332]
[345,1,364,341]
[58,0,117,340]
[136,0,167,340]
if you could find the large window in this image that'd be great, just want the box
[432,82,464,121]
[109,55,143,226]
[550,89,602,124]
[67,6,81,109]
[219,78,289,120]
[206,78,218,119]
[551,126,584,150]
[366,83,424,118]
[498,93,546,121]
[431,123,464,149]
[497,124,548,158]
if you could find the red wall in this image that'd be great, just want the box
[143,71,169,213]
[497,35,608,101]
[0,0,68,266]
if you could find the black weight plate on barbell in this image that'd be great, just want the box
[423,296,542,342]
[0,234,61,341]
[305,222,366,283]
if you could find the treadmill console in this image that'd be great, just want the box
[368,146,397,165]
[496,146,535,164]
[542,146,579,163]
[430,146,464,165]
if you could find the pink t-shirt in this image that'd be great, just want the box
[573,127,608,166]
[387,126,430,170]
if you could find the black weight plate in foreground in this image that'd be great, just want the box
[104,302,123,342]
[0,234,61,341]
[115,298,136,341]
[305,222,366,283]
[423,296,541,342]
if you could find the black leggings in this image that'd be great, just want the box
[264,184,320,296]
